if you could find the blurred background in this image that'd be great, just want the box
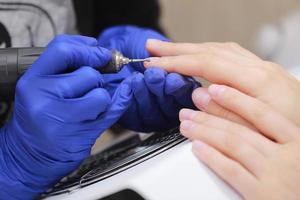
[159,0,300,51]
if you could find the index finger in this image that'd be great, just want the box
[146,40,261,60]
[144,54,251,90]
[28,36,112,75]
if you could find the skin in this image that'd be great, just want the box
[144,39,300,128]
[144,40,300,199]
[180,85,300,200]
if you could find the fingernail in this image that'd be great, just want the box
[192,89,211,111]
[147,39,163,46]
[180,120,195,133]
[144,57,160,68]
[208,84,226,96]
[179,109,198,121]
[192,140,206,154]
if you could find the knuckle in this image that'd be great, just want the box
[195,53,212,64]
[250,61,281,85]
[251,103,269,122]
[50,42,71,57]
[52,42,70,56]
[223,133,242,154]
[216,107,233,120]
[224,42,241,49]
[250,67,272,86]
[262,61,283,74]
[181,43,201,51]
[82,67,100,79]
[145,67,165,82]
[52,34,69,43]
[59,82,73,97]
[222,162,240,178]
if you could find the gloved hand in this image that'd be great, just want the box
[98,26,200,132]
[0,35,133,199]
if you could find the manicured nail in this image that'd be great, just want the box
[192,89,211,111]
[179,109,198,121]
[192,140,206,154]
[144,57,160,67]
[147,39,163,46]
[208,84,226,96]
[180,120,195,133]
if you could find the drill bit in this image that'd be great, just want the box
[129,58,151,63]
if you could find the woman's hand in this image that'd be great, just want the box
[179,84,300,200]
[145,40,300,127]
[98,26,200,132]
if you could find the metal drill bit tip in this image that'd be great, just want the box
[129,58,151,63]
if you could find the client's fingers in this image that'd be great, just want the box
[180,109,276,156]
[208,84,298,143]
[192,87,255,129]
[180,119,264,176]
[192,140,258,198]
[146,40,261,60]
[144,54,253,92]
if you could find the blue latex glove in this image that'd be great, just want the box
[98,26,200,132]
[0,35,133,199]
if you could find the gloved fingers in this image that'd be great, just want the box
[118,101,144,131]
[131,72,168,131]
[102,64,136,93]
[52,88,111,123]
[50,34,99,46]
[28,36,112,75]
[98,26,170,72]
[144,67,180,118]
[165,73,199,107]
[98,26,126,48]
[54,66,104,98]
[93,76,134,131]
[144,67,166,96]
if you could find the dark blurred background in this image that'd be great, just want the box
[73,0,163,37]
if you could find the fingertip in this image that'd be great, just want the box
[146,38,171,48]
[132,72,144,86]
[86,88,111,102]
[146,39,163,50]
[83,88,111,116]
[144,57,161,68]
[180,120,195,134]
[165,73,187,94]
[179,108,198,121]
[144,67,166,84]
[192,87,211,111]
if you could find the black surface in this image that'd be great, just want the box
[42,128,185,198]
[99,189,146,200]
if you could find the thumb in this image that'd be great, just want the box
[95,76,134,130]
[52,88,111,123]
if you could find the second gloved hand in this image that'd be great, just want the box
[98,26,200,132]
